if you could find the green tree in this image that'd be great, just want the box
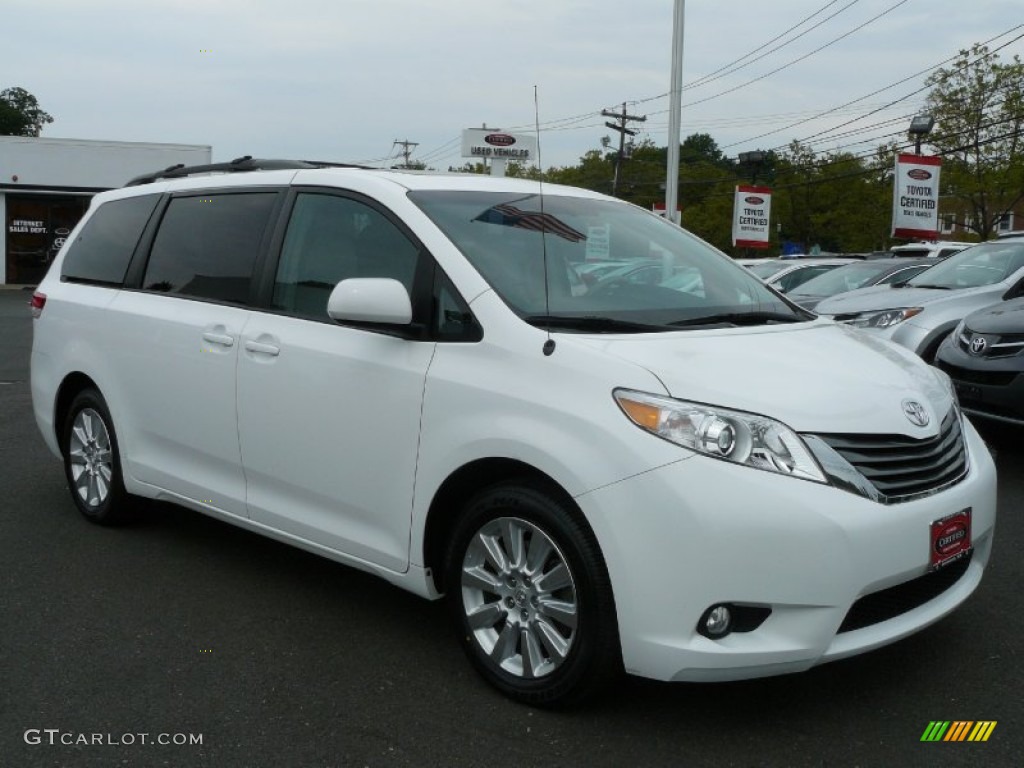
[0,87,54,137]
[924,43,1024,240]
[769,140,898,253]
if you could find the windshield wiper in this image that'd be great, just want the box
[668,311,808,328]
[522,315,673,333]
[908,284,952,290]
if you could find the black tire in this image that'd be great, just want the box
[445,481,621,706]
[62,388,134,525]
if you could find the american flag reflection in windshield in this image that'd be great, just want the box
[474,200,587,243]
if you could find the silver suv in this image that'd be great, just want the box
[816,238,1024,359]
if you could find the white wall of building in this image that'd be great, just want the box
[2,136,211,284]
[0,136,211,189]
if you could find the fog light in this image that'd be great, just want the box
[700,604,733,638]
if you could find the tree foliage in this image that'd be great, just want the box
[924,44,1024,240]
[0,87,54,137]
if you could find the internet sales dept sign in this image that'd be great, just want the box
[892,153,942,240]
[732,186,772,248]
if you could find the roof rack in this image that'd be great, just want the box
[124,155,372,187]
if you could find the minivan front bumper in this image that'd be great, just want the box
[578,416,996,682]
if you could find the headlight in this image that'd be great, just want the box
[614,389,827,483]
[848,307,923,329]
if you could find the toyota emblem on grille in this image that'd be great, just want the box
[902,399,930,427]
[969,336,988,356]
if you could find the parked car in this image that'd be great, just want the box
[745,258,856,293]
[767,259,859,294]
[935,297,1024,427]
[30,158,996,705]
[574,260,634,284]
[816,237,1024,359]
[890,241,972,259]
[788,259,934,311]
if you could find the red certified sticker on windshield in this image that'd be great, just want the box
[930,508,971,570]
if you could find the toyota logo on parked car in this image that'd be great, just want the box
[969,336,988,356]
[902,399,930,427]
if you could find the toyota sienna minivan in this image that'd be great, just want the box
[30,158,997,705]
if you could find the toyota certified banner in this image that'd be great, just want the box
[732,186,772,248]
[892,153,942,239]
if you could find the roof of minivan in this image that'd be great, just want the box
[299,167,610,197]
[111,165,609,202]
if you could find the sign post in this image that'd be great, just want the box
[892,154,942,240]
[732,186,772,248]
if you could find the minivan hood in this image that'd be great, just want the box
[573,321,952,435]
[964,296,1024,334]
[816,285,977,315]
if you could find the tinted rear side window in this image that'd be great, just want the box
[61,194,160,285]
[143,193,277,304]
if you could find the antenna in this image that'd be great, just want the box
[535,85,556,357]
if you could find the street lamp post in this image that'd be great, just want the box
[737,150,765,184]
[909,114,935,155]
[665,0,685,225]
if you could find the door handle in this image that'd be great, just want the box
[202,332,235,347]
[244,340,280,357]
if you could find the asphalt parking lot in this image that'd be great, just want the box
[1,286,1021,768]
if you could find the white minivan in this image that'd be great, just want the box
[30,159,996,705]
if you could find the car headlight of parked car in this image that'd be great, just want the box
[614,389,827,483]
[847,307,923,329]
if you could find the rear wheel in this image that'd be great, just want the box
[62,389,134,525]
[445,482,620,706]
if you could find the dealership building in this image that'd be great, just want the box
[1,136,211,285]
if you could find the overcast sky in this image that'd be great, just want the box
[4,0,1022,170]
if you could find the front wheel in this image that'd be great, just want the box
[445,482,620,706]
[62,389,134,525]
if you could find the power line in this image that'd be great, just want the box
[721,23,1024,151]
[509,0,906,136]
[631,0,861,106]
[678,0,910,111]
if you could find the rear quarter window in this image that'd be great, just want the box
[60,194,160,285]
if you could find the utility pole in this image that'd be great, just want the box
[602,104,646,196]
[392,139,419,169]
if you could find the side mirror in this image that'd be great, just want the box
[327,278,412,325]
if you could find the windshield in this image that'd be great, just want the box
[907,241,1024,289]
[410,191,809,331]
[790,261,903,297]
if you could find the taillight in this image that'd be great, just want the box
[30,291,46,319]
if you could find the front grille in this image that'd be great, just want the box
[957,331,1024,359]
[936,360,1018,387]
[816,409,967,502]
[838,553,972,633]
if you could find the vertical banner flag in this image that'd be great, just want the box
[732,186,772,248]
[892,154,942,239]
